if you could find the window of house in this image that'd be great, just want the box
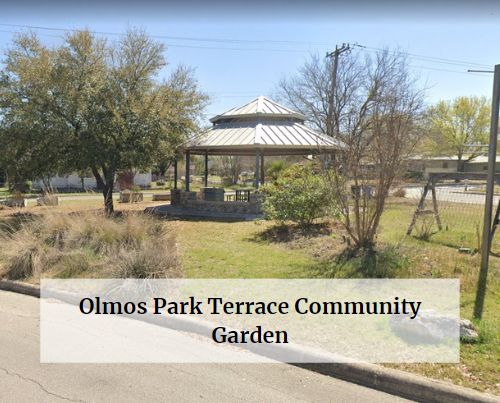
[442,162,449,168]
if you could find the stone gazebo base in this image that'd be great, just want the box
[146,189,264,221]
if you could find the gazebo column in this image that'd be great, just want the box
[204,151,209,187]
[255,150,261,189]
[260,154,265,185]
[173,159,178,190]
[185,150,190,191]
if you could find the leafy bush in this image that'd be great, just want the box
[265,160,289,183]
[262,164,337,226]
[221,177,234,187]
[8,180,32,193]
[403,170,424,181]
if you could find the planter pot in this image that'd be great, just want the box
[37,195,59,206]
[119,192,143,203]
[152,193,171,201]
[1,197,27,207]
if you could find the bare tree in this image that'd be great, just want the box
[214,156,242,185]
[278,49,425,250]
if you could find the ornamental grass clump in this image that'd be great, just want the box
[0,211,180,281]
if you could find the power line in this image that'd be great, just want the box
[0,22,493,70]
[0,23,330,46]
[353,44,492,76]
[0,27,308,53]
[356,44,492,69]
[410,64,489,76]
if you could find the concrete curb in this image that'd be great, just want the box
[0,279,497,403]
[295,363,498,403]
[0,280,40,298]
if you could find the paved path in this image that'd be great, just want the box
[0,290,410,403]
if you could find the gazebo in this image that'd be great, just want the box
[174,96,343,191]
[153,96,343,219]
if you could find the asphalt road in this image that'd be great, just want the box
[0,290,411,403]
[405,185,498,205]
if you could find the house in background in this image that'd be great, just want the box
[32,171,152,191]
[407,155,500,178]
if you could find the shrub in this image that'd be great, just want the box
[414,216,436,241]
[8,180,32,193]
[403,170,424,182]
[265,160,289,183]
[326,245,412,279]
[262,164,338,227]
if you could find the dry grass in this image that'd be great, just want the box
[0,196,497,393]
[0,210,181,281]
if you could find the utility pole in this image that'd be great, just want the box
[326,43,350,137]
[471,65,500,320]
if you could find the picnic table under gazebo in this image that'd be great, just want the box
[149,96,343,220]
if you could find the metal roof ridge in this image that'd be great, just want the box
[255,122,263,145]
[210,96,309,123]
[256,96,264,114]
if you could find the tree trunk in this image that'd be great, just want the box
[91,166,115,215]
[102,182,114,216]
[103,167,115,216]
[457,151,465,173]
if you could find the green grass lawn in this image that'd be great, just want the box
[0,197,497,394]
[173,199,499,395]
[175,220,320,278]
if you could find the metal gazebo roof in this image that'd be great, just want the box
[209,96,305,123]
[186,96,344,156]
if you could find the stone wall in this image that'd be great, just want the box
[185,200,262,215]
[170,189,263,215]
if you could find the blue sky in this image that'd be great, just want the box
[1,2,499,119]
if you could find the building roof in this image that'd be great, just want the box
[188,121,342,155]
[410,155,499,163]
[466,155,500,164]
[209,96,305,123]
[186,96,343,156]
[409,155,461,161]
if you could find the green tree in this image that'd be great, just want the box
[0,30,207,213]
[426,96,490,171]
[0,34,65,191]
